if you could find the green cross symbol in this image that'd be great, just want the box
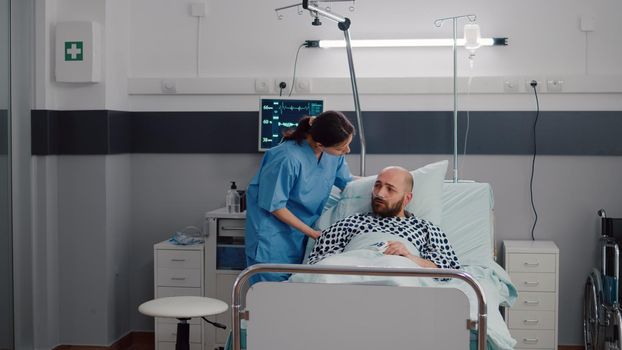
[64,41,83,61]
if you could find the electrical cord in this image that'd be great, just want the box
[529,81,540,241]
[289,43,306,96]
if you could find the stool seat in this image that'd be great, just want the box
[139,296,228,319]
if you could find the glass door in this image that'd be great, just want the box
[0,0,12,349]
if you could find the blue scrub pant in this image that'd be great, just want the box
[245,256,291,285]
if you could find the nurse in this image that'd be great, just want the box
[245,110,355,283]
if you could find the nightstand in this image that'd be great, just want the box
[153,241,205,350]
[503,240,559,350]
[204,208,247,350]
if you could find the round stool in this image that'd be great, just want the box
[139,296,228,350]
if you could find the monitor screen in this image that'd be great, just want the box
[258,97,324,151]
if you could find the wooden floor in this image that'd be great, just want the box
[51,332,584,350]
[53,332,154,350]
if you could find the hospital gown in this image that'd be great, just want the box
[308,212,461,269]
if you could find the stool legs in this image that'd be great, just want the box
[175,318,190,350]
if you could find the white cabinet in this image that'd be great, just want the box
[204,208,246,350]
[503,240,559,350]
[154,241,205,350]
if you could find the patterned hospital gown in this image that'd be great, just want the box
[308,212,461,269]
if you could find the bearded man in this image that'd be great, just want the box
[307,166,460,270]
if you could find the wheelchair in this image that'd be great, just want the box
[584,209,622,350]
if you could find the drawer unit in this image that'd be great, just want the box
[507,254,556,273]
[156,267,202,288]
[205,208,247,350]
[503,240,558,350]
[512,329,555,349]
[514,291,556,311]
[511,272,556,292]
[157,250,203,269]
[508,310,555,330]
[154,241,205,350]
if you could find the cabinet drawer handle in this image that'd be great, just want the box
[523,319,540,324]
[221,226,245,231]
[523,262,540,267]
[171,277,187,281]
[170,259,186,262]
[522,338,539,344]
[524,281,540,286]
[524,300,540,305]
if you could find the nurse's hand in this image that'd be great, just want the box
[308,230,322,240]
[272,207,322,240]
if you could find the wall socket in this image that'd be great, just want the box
[273,78,311,94]
[161,79,177,93]
[295,78,312,94]
[546,79,564,92]
[255,78,272,93]
[503,78,520,93]
[525,79,542,93]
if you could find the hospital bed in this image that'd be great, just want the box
[230,161,517,350]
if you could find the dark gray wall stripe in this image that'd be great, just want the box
[31,110,622,156]
[131,112,257,154]
[0,110,7,155]
[32,110,130,155]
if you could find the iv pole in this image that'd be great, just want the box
[300,0,367,176]
[434,14,476,183]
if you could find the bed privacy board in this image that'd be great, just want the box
[246,275,472,349]
[231,162,517,350]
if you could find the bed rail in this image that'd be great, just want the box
[231,264,488,350]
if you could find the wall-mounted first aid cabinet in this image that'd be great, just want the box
[55,21,102,83]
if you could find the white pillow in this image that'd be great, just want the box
[318,160,448,229]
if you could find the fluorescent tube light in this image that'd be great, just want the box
[304,38,507,48]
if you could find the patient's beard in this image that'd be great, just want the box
[371,195,405,218]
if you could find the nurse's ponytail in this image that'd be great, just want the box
[283,111,355,147]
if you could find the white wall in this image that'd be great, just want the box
[29,0,622,347]
[0,154,11,350]
[104,155,131,343]
[0,0,12,348]
[12,0,35,349]
[32,157,60,350]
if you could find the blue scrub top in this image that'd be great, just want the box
[245,140,352,264]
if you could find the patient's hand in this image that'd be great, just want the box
[384,241,438,268]
[384,241,413,258]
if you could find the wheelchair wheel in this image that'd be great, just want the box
[584,272,603,350]
[615,308,622,350]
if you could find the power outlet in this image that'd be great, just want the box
[525,79,542,93]
[546,79,564,92]
[503,78,519,93]
[295,78,312,94]
[255,78,272,93]
[275,80,289,93]
[161,79,177,94]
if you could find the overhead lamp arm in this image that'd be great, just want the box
[302,0,351,30]
[298,0,365,176]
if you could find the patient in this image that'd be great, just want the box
[307,166,461,269]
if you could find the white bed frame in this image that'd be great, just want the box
[229,181,496,350]
[231,264,488,350]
